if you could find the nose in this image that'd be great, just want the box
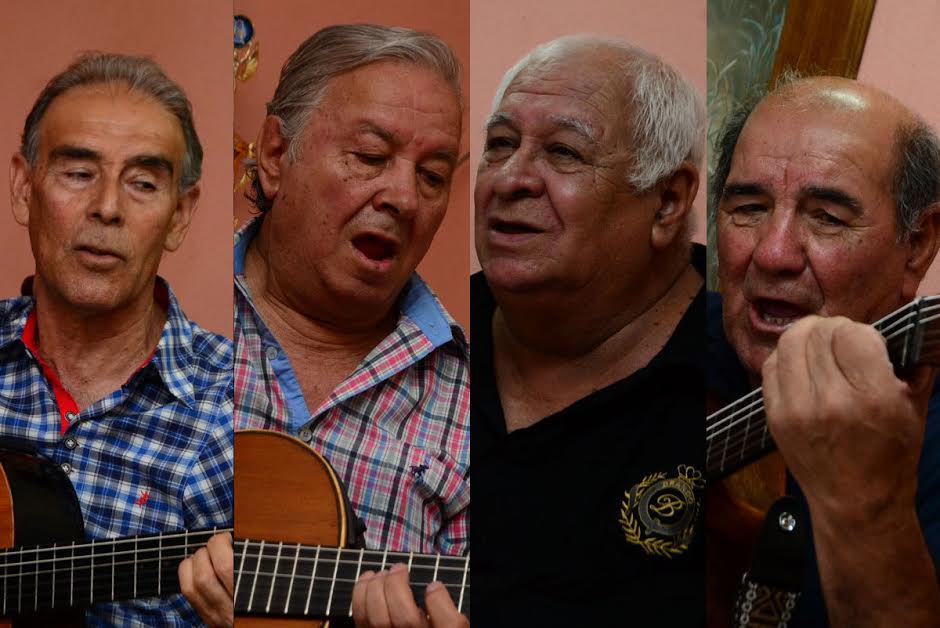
[90,179,124,226]
[372,159,419,218]
[751,209,806,276]
[490,147,545,200]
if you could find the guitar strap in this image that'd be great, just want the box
[732,495,807,628]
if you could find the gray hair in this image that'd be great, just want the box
[21,52,202,192]
[249,23,462,213]
[710,76,940,240]
[492,34,705,192]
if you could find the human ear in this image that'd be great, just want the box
[901,204,940,300]
[10,153,33,227]
[255,115,289,204]
[164,182,200,252]
[651,161,699,250]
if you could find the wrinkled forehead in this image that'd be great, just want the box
[496,54,631,146]
[39,82,186,154]
[731,99,898,196]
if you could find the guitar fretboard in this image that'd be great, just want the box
[706,296,940,479]
[0,527,228,616]
[233,540,470,619]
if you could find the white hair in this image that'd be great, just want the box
[492,34,704,192]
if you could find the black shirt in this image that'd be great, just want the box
[471,248,706,627]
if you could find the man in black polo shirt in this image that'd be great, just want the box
[471,35,706,626]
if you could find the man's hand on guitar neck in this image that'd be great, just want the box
[178,532,235,628]
[352,563,469,628]
[762,315,940,627]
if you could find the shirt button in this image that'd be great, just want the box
[298,428,313,443]
[60,462,72,474]
[63,437,78,450]
[65,412,77,422]
[265,346,279,361]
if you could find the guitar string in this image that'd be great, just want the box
[704,310,940,473]
[705,326,940,449]
[0,560,469,611]
[706,307,940,434]
[705,328,940,472]
[0,549,469,580]
[0,528,231,561]
[705,304,940,435]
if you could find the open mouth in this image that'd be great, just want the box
[351,234,398,263]
[752,298,808,328]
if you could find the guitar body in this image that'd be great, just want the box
[235,430,353,627]
[706,451,786,628]
[0,443,86,627]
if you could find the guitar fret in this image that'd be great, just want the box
[34,544,39,611]
[303,545,320,616]
[234,538,248,607]
[132,537,137,600]
[157,534,162,596]
[326,547,340,616]
[266,542,283,613]
[284,543,300,615]
[247,539,264,612]
[458,553,469,613]
[69,541,74,607]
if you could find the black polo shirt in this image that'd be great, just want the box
[470,248,706,627]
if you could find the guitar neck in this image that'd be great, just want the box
[0,527,227,616]
[233,540,470,620]
[706,296,940,480]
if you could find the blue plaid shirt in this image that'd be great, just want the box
[0,281,233,626]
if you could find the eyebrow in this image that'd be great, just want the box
[485,112,596,145]
[723,182,863,210]
[802,185,863,214]
[721,182,768,200]
[48,145,174,176]
[49,145,100,162]
[358,122,457,167]
[127,154,174,177]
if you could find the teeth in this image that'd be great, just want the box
[761,312,798,326]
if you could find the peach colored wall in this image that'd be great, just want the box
[0,0,233,337]
[469,0,707,274]
[233,0,471,332]
[858,0,940,295]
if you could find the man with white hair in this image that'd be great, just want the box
[185,24,470,627]
[471,35,706,626]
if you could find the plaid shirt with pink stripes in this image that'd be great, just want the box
[233,218,470,555]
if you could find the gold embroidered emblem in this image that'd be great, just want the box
[619,464,704,558]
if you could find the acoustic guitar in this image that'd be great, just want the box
[0,438,227,626]
[234,430,470,626]
[706,295,940,626]
[0,431,469,626]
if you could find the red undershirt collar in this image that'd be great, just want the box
[20,284,168,434]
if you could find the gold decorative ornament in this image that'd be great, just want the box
[620,464,704,558]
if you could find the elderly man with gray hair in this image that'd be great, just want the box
[709,76,940,627]
[2,52,233,626]
[471,35,706,626]
[183,23,470,628]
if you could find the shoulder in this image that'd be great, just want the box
[0,297,33,350]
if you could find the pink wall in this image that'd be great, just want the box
[469,0,707,273]
[233,0,470,332]
[858,0,940,295]
[0,0,233,336]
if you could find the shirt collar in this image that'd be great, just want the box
[234,215,463,349]
[0,278,196,406]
